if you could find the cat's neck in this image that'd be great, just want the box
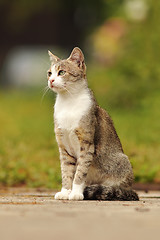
[54,84,92,130]
[54,79,97,121]
[56,81,89,100]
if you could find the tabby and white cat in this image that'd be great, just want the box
[47,47,139,201]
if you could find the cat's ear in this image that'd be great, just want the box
[68,47,85,68]
[48,50,60,64]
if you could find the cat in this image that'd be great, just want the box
[47,47,139,201]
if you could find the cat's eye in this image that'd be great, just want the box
[58,70,66,76]
[48,71,52,77]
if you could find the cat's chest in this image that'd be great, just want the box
[59,129,80,158]
[54,92,91,130]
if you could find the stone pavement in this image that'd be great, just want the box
[0,188,160,240]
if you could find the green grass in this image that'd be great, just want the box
[0,67,160,188]
[0,89,61,189]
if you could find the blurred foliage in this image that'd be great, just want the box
[0,0,123,26]
[93,0,160,109]
[0,0,124,47]
[0,89,61,188]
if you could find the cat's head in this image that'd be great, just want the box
[47,47,87,94]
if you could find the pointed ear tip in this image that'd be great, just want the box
[71,47,84,57]
[73,47,82,52]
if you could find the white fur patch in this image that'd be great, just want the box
[49,65,57,81]
[69,183,85,200]
[54,88,91,130]
[55,188,71,200]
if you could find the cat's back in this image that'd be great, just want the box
[94,105,123,154]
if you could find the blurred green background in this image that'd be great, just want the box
[0,0,160,189]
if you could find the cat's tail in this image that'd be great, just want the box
[83,184,139,201]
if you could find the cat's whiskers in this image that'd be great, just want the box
[65,84,76,92]
[65,83,86,96]
[63,86,74,97]
[41,86,50,104]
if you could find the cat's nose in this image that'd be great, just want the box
[50,79,54,83]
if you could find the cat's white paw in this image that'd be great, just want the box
[54,189,71,200]
[69,192,84,201]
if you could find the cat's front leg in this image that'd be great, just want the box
[55,148,76,200]
[69,143,94,200]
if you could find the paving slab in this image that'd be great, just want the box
[0,188,160,240]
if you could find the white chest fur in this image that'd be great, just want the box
[54,89,91,130]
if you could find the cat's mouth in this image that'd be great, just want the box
[48,82,58,90]
[48,81,67,93]
[50,84,58,90]
[49,84,63,93]
[50,84,55,88]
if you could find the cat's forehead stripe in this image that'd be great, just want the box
[49,60,84,77]
[51,65,56,72]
